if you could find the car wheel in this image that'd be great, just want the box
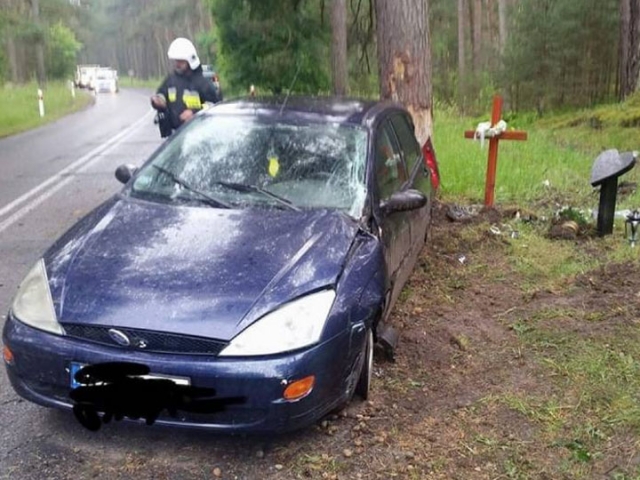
[354,329,374,400]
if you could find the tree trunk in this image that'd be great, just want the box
[331,0,349,95]
[458,0,466,108]
[498,0,507,56]
[197,0,212,31]
[375,0,433,144]
[133,44,140,79]
[6,35,20,84]
[472,0,482,73]
[498,0,511,110]
[29,0,47,85]
[619,0,640,99]
[156,32,165,78]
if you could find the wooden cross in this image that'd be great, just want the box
[464,95,528,207]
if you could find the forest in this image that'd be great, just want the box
[0,0,638,114]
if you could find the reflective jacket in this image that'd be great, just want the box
[155,66,220,131]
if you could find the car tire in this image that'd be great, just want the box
[329,328,374,415]
[354,329,374,400]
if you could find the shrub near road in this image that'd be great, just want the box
[0,81,92,138]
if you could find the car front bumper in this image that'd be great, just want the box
[3,314,359,434]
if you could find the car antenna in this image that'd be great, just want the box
[279,62,301,116]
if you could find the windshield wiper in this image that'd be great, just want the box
[151,164,231,209]
[212,181,300,211]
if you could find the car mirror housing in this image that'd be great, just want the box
[115,164,137,184]
[380,189,427,215]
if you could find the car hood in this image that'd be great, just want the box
[45,197,359,341]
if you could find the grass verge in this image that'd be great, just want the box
[421,96,640,478]
[434,95,640,218]
[1,81,94,138]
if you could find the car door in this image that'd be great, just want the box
[372,119,412,311]
[389,113,433,252]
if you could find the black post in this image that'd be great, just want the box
[590,150,637,237]
[596,177,618,236]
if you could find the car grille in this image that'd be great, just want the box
[162,407,266,426]
[62,324,228,356]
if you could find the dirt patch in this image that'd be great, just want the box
[298,200,640,479]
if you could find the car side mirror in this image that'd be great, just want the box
[115,164,137,184]
[380,189,427,214]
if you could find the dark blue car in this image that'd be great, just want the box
[2,97,439,433]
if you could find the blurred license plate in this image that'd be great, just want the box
[69,362,190,389]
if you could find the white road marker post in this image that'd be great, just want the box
[70,80,76,99]
[37,88,45,117]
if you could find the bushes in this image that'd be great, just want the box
[46,23,82,80]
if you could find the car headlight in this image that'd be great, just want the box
[219,290,336,357]
[11,259,64,335]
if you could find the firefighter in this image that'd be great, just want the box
[151,38,220,137]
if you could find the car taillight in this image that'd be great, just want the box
[422,137,440,190]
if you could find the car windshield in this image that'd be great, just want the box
[130,115,368,217]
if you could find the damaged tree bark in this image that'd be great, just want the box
[375,0,433,144]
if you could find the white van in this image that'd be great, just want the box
[94,68,119,93]
[75,65,100,89]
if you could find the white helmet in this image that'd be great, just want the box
[167,38,200,70]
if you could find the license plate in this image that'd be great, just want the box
[69,362,86,389]
[69,362,190,389]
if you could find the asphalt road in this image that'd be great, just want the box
[0,88,165,478]
[0,89,323,480]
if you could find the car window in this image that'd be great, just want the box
[375,122,407,200]
[390,114,421,175]
[131,115,368,217]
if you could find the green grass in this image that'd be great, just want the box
[1,81,94,138]
[485,305,640,478]
[431,95,640,479]
[537,91,640,135]
[433,106,595,207]
[505,314,640,435]
[434,93,640,214]
[507,224,600,292]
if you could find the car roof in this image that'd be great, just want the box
[206,96,405,127]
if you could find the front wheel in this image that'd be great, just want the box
[355,329,374,400]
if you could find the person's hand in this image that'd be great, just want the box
[151,94,166,109]
[179,109,194,123]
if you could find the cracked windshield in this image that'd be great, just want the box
[132,116,368,217]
